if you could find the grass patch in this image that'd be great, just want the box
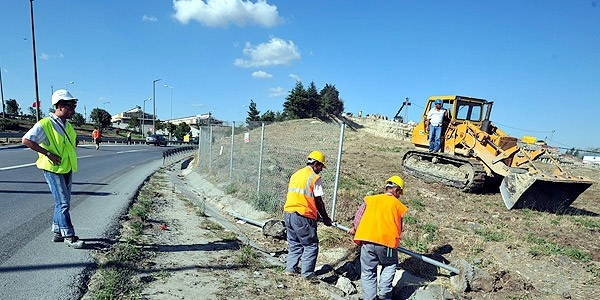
[474,228,505,242]
[402,236,428,253]
[409,199,425,211]
[129,204,148,221]
[525,233,591,262]
[572,217,600,229]
[224,182,240,194]
[235,245,261,267]
[249,192,282,213]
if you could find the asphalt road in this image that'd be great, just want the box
[0,143,169,299]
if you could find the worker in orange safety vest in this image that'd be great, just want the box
[348,175,408,300]
[283,150,333,280]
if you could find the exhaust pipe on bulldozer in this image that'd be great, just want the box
[500,171,593,211]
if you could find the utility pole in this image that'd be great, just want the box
[29,0,41,121]
[0,61,5,118]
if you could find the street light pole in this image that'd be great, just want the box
[29,0,41,122]
[65,81,75,90]
[142,97,151,136]
[163,84,173,121]
[152,79,161,134]
[0,61,5,118]
[102,101,110,109]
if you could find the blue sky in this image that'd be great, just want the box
[0,1,599,149]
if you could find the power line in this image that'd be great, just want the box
[491,121,553,134]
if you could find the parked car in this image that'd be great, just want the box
[146,134,167,146]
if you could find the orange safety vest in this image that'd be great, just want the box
[283,166,320,220]
[353,193,408,249]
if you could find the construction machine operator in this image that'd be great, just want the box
[424,99,450,152]
[283,150,333,280]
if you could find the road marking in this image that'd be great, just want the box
[116,149,146,154]
[0,163,36,171]
[0,152,144,171]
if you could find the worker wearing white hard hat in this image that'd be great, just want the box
[21,89,84,248]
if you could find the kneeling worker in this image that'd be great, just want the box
[349,176,409,300]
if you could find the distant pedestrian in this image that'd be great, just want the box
[127,131,132,145]
[424,99,450,152]
[21,89,85,248]
[349,176,408,300]
[92,128,101,150]
[283,150,333,280]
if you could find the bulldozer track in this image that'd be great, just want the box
[402,150,487,192]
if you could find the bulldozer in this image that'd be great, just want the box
[402,95,593,211]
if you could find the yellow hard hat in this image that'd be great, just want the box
[385,175,404,194]
[307,150,326,167]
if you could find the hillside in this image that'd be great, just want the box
[199,117,599,299]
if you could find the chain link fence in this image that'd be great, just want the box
[195,119,344,216]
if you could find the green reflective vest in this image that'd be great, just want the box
[36,117,78,174]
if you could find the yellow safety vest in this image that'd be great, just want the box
[354,193,408,249]
[36,117,78,174]
[283,166,320,220]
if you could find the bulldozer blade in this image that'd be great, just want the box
[500,172,593,211]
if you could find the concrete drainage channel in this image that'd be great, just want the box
[169,157,490,300]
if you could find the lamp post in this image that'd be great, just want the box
[65,81,75,90]
[0,61,5,118]
[163,84,173,121]
[163,84,173,141]
[29,0,41,121]
[102,101,110,109]
[142,97,151,136]
[152,79,161,134]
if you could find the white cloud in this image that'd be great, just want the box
[252,70,272,79]
[173,0,281,27]
[289,73,301,82]
[143,15,158,22]
[268,87,286,97]
[40,53,49,60]
[233,38,300,68]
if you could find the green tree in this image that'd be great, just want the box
[71,113,85,126]
[319,84,344,116]
[128,115,140,131]
[155,120,165,132]
[283,81,309,119]
[28,107,36,117]
[174,122,191,141]
[165,122,176,137]
[306,81,320,118]
[246,100,260,122]
[260,110,276,122]
[90,108,112,128]
[6,99,20,115]
[274,111,286,122]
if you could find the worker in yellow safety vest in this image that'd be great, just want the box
[349,176,408,300]
[22,89,85,248]
[283,150,333,280]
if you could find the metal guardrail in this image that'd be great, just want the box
[162,145,197,165]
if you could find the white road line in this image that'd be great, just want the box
[0,152,143,171]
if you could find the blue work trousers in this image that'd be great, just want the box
[43,170,76,237]
[428,125,443,152]
[284,212,318,278]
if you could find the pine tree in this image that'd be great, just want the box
[283,81,309,119]
[306,81,320,118]
[246,100,260,124]
[319,84,344,116]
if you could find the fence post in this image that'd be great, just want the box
[197,126,202,169]
[209,124,213,172]
[256,122,265,202]
[229,121,235,181]
[330,121,345,222]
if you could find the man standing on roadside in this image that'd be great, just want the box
[92,128,101,150]
[283,150,333,280]
[349,176,408,300]
[22,89,84,248]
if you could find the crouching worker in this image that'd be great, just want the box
[283,150,333,280]
[348,176,408,300]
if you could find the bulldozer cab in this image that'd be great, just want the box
[411,96,491,149]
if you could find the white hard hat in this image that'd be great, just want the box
[51,89,78,105]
